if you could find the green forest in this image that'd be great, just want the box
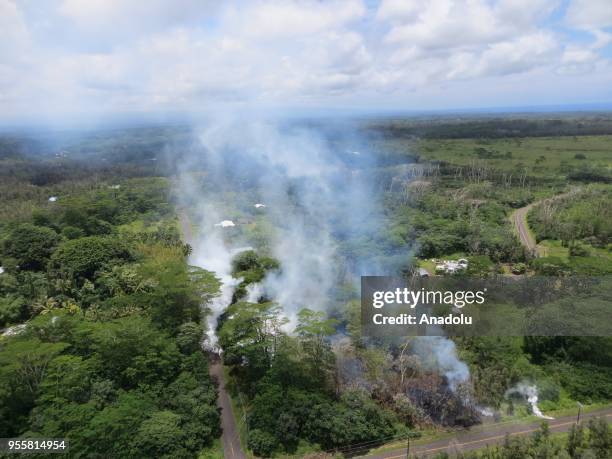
[1,115,611,458]
[0,171,222,457]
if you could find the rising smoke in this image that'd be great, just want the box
[173,117,472,390]
[506,382,554,419]
[175,118,380,333]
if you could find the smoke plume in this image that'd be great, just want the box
[173,117,473,394]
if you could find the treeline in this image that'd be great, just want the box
[529,188,611,248]
[0,125,191,162]
[364,115,612,139]
[0,179,222,458]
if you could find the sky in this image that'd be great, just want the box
[1,0,612,123]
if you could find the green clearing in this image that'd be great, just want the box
[414,135,612,176]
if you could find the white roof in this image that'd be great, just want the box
[214,220,235,228]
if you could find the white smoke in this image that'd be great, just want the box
[174,119,370,345]
[174,117,474,395]
[187,217,244,350]
[505,383,554,420]
[411,336,470,391]
[177,119,383,336]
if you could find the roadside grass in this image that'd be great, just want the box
[365,402,612,457]
[537,240,568,259]
[198,438,224,459]
[223,366,256,459]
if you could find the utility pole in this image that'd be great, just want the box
[576,402,583,425]
[405,431,421,458]
[405,436,409,458]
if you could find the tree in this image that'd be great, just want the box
[176,322,202,355]
[1,224,60,270]
[79,392,154,458]
[138,263,219,334]
[587,417,611,458]
[218,302,287,394]
[131,410,186,458]
[248,429,277,457]
[0,295,28,327]
[89,316,181,389]
[49,236,132,284]
[567,423,585,458]
[295,308,338,386]
[0,338,68,435]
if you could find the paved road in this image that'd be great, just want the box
[178,208,247,459]
[209,361,247,459]
[364,408,612,458]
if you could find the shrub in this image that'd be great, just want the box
[248,429,277,457]
[569,244,589,257]
[49,236,132,282]
[1,224,60,270]
[62,226,85,240]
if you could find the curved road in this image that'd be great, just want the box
[510,190,576,258]
[364,408,612,458]
[511,203,538,255]
[179,209,247,459]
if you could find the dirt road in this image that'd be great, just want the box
[364,408,612,458]
[178,209,247,459]
[510,190,575,257]
[511,203,538,255]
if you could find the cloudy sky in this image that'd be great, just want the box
[1,0,612,122]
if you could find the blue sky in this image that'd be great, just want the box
[1,0,611,123]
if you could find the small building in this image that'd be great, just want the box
[214,220,235,228]
[436,259,469,275]
[417,268,430,277]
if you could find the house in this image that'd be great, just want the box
[214,220,235,228]
[435,258,469,275]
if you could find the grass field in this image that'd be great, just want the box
[414,135,612,176]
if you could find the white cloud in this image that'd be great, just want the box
[379,0,555,48]
[565,0,612,30]
[59,0,216,35]
[228,0,365,39]
[0,0,611,120]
